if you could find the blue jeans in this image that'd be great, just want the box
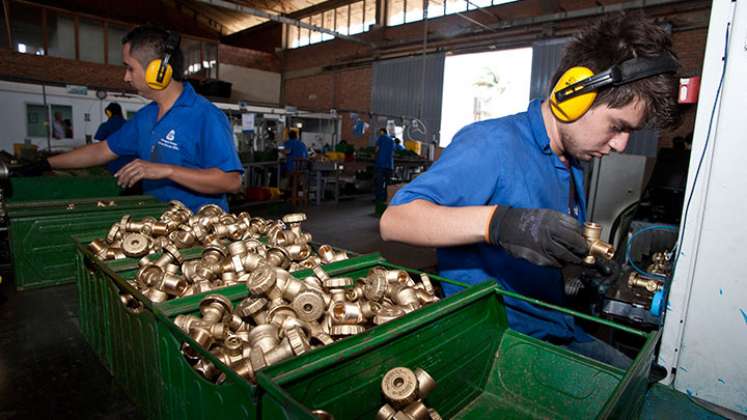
[563,335,632,370]
[374,168,392,202]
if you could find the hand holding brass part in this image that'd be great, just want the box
[582,222,615,265]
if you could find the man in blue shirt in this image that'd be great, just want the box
[374,128,395,202]
[282,130,308,173]
[94,102,132,174]
[46,25,242,212]
[380,15,678,368]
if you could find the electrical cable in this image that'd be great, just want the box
[625,224,678,279]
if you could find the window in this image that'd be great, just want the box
[322,10,335,41]
[26,104,49,137]
[51,105,74,139]
[405,0,424,23]
[0,3,8,49]
[288,23,299,48]
[79,18,105,63]
[467,0,492,9]
[387,0,405,26]
[364,0,376,30]
[427,0,445,17]
[349,2,364,35]
[108,24,130,65]
[445,0,467,15]
[47,11,75,59]
[182,37,202,76]
[310,14,323,44]
[11,3,44,55]
[299,17,310,47]
[204,43,218,79]
[335,6,349,35]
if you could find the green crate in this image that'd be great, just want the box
[256,282,661,420]
[75,242,410,420]
[8,195,165,290]
[7,174,121,203]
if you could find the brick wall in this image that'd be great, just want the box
[285,66,373,148]
[0,49,132,91]
[219,44,281,73]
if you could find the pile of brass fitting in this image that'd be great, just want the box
[176,266,440,384]
[88,201,346,302]
[376,367,441,420]
[582,222,615,265]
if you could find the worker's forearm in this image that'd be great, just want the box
[47,141,116,169]
[380,199,495,247]
[168,166,241,195]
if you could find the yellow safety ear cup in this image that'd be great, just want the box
[145,59,173,90]
[550,66,598,122]
[105,109,112,119]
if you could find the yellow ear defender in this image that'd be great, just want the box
[550,55,680,123]
[105,109,112,119]
[144,31,181,91]
[550,67,597,122]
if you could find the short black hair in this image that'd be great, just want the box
[551,13,679,129]
[105,102,122,117]
[288,130,298,139]
[379,128,387,135]
[122,25,184,81]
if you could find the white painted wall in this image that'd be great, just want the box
[0,80,148,154]
[659,1,747,415]
[219,64,281,105]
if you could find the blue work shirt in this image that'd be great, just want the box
[106,82,243,212]
[391,100,590,343]
[283,138,308,172]
[375,135,395,169]
[94,115,132,174]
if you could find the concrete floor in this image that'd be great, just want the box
[0,197,435,419]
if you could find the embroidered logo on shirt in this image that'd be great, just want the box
[158,129,180,151]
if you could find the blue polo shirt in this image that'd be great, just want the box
[94,115,132,173]
[106,82,243,212]
[391,100,590,342]
[376,135,395,169]
[283,138,308,172]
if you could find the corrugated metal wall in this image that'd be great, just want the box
[530,38,570,101]
[371,53,445,145]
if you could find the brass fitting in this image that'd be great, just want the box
[318,244,336,264]
[236,297,268,324]
[330,324,366,337]
[373,306,406,325]
[582,222,615,265]
[391,286,420,308]
[419,273,435,296]
[628,272,662,293]
[142,287,169,303]
[266,247,291,269]
[414,368,436,399]
[292,290,326,322]
[199,294,233,324]
[323,277,354,289]
[402,401,430,420]
[364,272,388,302]
[264,338,295,365]
[376,404,397,420]
[332,302,364,325]
[248,324,280,353]
[381,367,419,408]
[312,265,330,281]
[121,233,150,257]
[267,304,297,327]
[247,266,277,295]
[160,272,189,296]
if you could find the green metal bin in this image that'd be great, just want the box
[256,282,661,420]
[7,195,165,290]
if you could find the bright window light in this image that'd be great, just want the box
[439,47,533,148]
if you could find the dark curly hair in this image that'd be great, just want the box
[550,12,679,129]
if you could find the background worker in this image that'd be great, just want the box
[93,102,132,175]
[374,128,395,203]
[42,25,242,212]
[380,14,679,368]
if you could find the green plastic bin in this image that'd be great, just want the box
[75,242,412,420]
[256,282,661,420]
[7,174,121,203]
[7,195,165,290]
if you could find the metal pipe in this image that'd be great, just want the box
[193,0,376,48]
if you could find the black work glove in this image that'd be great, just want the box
[12,159,51,177]
[487,206,587,268]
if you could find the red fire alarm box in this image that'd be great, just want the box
[679,76,701,104]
